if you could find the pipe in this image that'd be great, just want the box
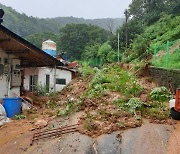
[54,65,56,92]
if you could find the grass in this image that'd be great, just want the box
[84,118,93,131]
[142,100,170,120]
[144,107,170,120]
[153,49,180,69]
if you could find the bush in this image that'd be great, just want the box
[84,64,143,98]
[78,62,96,77]
[150,86,171,102]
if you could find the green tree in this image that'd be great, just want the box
[128,0,180,25]
[98,42,117,63]
[81,42,101,60]
[110,19,144,51]
[59,24,112,60]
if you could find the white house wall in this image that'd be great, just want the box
[24,67,39,90]
[54,68,72,91]
[24,67,72,92]
[0,48,20,99]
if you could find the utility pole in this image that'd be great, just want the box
[124,9,129,50]
[118,33,120,62]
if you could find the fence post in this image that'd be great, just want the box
[154,46,157,63]
[166,41,170,67]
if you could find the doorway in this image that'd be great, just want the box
[29,75,38,92]
[46,74,50,93]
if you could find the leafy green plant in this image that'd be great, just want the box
[78,63,96,77]
[84,118,93,131]
[126,98,143,119]
[150,86,171,102]
[57,100,81,117]
[114,98,127,109]
[35,84,48,96]
[14,114,26,120]
[84,64,142,99]
[84,113,96,131]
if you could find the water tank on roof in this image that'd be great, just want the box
[42,39,57,56]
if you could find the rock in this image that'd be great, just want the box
[34,120,48,129]
[0,116,11,126]
[0,104,6,117]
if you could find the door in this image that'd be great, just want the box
[46,74,50,93]
[29,75,38,92]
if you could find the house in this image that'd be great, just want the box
[24,65,76,93]
[0,24,63,99]
[23,40,77,93]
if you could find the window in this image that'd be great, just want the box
[56,78,66,85]
[4,58,8,64]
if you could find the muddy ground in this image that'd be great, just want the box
[0,112,179,154]
[1,65,179,154]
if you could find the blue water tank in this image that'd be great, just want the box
[42,39,57,56]
[3,98,22,118]
[44,49,57,56]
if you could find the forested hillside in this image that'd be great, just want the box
[109,0,180,63]
[0,3,124,37]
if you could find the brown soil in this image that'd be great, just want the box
[0,120,33,147]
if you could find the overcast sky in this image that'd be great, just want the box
[0,0,132,19]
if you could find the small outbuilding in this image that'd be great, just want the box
[23,39,77,93]
[0,25,63,99]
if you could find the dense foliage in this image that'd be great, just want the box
[59,24,112,60]
[126,15,180,61]
[82,42,118,65]
[128,0,180,24]
[84,64,143,98]
[110,0,180,64]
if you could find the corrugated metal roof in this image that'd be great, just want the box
[0,25,63,67]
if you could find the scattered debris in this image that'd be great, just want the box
[116,133,122,143]
[31,124,79,145]
[33,119,48,129]
[0,104,6,117]
[0,116,11,126]
[22,101,31,110]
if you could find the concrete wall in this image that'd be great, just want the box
[24,67,72,92]
[148,66,180,92]
[24,67,39,90]
[0,49,20,99]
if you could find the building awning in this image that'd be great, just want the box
[0,25,63,67]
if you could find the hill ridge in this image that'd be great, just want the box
[0,3,124,38]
